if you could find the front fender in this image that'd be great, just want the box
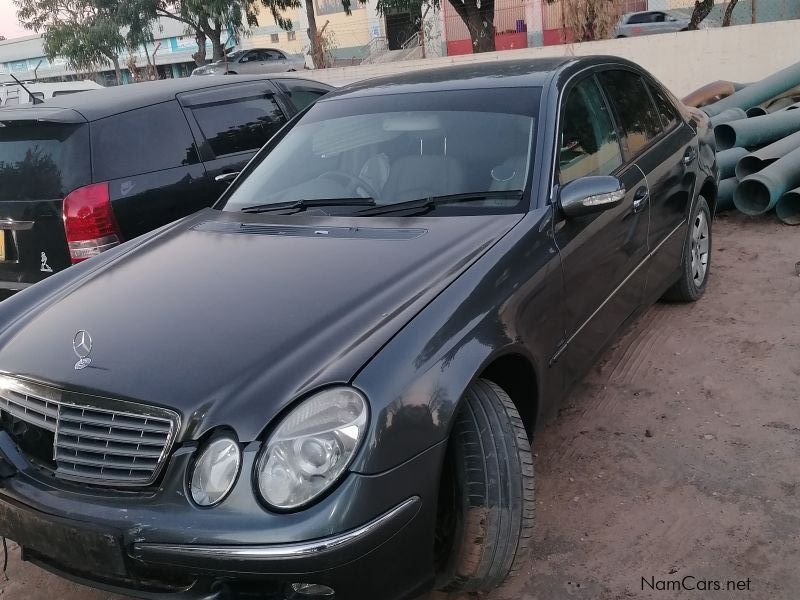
[350,208,564,475]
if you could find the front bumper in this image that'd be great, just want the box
[0,432,445,599]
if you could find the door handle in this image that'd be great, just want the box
[683,147,697,166]
[632,187,649,212]
[215,172,239,184]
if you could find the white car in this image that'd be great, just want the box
[613,10,693,37]
[192,48,306,76]
[0,80,103,107]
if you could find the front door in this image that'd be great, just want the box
[552,74,650,388]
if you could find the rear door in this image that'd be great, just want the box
[90,100,208,241]
[178,81,289,197]
[0,112,91,289]
[265,50,289,73]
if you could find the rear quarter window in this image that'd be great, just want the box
[0,122,90,200]
[91,101,199,182]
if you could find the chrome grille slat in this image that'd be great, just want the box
[0,376,177,486]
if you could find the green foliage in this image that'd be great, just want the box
[15,0,125,76]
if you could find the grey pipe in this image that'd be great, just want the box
[717,147,748,179]
[703,61,800,117]
[709,107,747,128]
[734,145,800,215]
[735,130,800,179]
[714,109,800,150]
[776,187,800,225]
[716,177,738,212]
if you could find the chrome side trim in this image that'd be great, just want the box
[551,220,685,364]
[0,219,34,231]
[133,496,419,561]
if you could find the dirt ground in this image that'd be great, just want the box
[1,212,798,600]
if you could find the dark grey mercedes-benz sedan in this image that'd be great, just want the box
[0,57,717,600]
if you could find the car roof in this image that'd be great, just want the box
[322,56,640,101]
[9,74,326,121]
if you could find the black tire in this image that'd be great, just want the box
[224,70,237,75]
[662,195,712,302]
[435,379,534,592]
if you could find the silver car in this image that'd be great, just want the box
[192,48,306,76]
[613,10,692,37]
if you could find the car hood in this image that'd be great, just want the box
[0,208,522,442]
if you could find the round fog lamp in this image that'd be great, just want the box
[190,437,241,506]
[290,583,335,597]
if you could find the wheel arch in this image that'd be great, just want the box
[699,177,718,216]
[475,350,540,441]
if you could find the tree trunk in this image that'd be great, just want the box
[305,0,321,69]
[192,29,207,66]
[110,55,122,85]
[200,18,225,61]
[722,0,739,26]
[448,0,495,53]
[688,0,714,30]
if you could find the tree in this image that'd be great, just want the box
[15,0,126,84]
[722,0,739,26]
[688,0,714,30]
[561,0,620,43]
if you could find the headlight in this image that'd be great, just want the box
[256,387,368,510]
[190,437,241,506]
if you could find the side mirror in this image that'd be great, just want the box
[558,176,625,218]
[215,172,239,185]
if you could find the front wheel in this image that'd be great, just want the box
[435,379,535,592]
[662,195,712,302]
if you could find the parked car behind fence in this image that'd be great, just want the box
[192,48,307,76]
[0,74,332,292]
[613,10,693,37]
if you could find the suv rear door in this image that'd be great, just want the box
[178,80,289,196]
[90,100,208,241]
[0,109,90,290]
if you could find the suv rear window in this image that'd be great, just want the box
[0,121,90,200]
[91,101,199,182]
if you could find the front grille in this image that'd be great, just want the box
[0,375,178,486]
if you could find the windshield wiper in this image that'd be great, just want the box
[241,198,376,214]
[354,190,524,217]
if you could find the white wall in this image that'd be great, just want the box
[306,19,800,98]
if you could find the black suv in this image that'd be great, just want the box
[0,75,332,291]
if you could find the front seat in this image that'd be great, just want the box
[382,155,465,202]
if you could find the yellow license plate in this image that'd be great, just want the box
[0,233,5,262]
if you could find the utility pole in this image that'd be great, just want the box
[751,0,756,24]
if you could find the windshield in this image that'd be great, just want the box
[221,50,247,63]
[222,87,540,215]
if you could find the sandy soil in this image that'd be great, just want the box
[1,212,798,600]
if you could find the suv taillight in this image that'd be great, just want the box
[63,182,122,263]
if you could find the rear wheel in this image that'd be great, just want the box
[662,195,711,302]
[435,379,534,592]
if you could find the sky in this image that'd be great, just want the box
[1,0,31,39]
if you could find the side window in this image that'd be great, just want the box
[275,79,330,112]
[243,50,261,63]
[265,50,284,60]
[191,93,287,157]
[648,82,679,131]
[628,13,647,24]
[598,70,663,158]
[559,76,623,185]
[91,101,199,181]
[652,12,666,22]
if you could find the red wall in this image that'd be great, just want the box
[446,31,528,56]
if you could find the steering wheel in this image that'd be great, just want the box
[317,170,381,202]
